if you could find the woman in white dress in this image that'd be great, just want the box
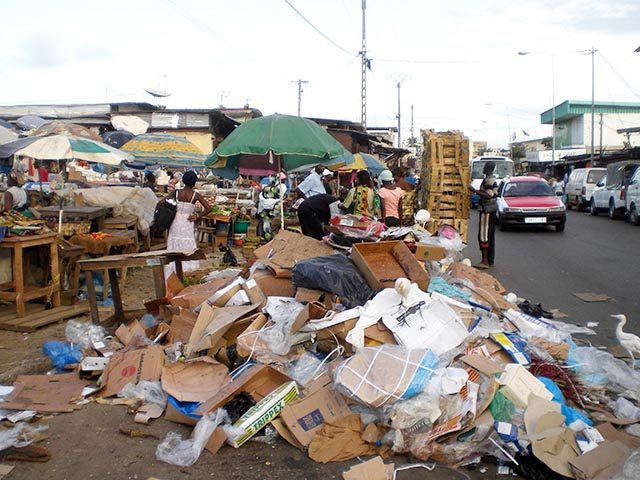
[161,170,211,278]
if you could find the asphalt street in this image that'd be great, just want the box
[467,208,640,345]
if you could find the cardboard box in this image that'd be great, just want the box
[205,428,228,455]
[2,373,88,413]
[115,320,147,345]
[170,277,233,308]
[167,308,198,344]
[279,385,351,447]
[569,440,630,480]
[413,244,446,261]
[98,345,165,398]
[364,322,397,345]
[250,269,295,297]
[165,400,198,426]
[196,364,291,416]
[161,357,231,403]
[499,364,553,408]
[226,381,299,448]
[350,241,429,291]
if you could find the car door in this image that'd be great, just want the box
[593,177,607,208]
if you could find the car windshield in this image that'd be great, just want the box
[504,181,554,197]
[471,160,513,179]
[587,170,605,184]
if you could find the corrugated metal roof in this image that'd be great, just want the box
[541,100,640,124]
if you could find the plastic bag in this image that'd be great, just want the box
[611,451,640,480]
[156,409,228,467]
[65,319,107,349]
[118,380,167,408]
[384,390,442,434]
[42,341,83,369]
[613,397,640,420]
[292,254,375,308]
[286,352,326,387]
[261,297,305,355]
[537,377,592,427]
[504,309,568,343]
[568,346,640,394]
[0,423,48,451]
[249,425,278,444]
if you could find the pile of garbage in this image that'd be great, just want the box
[2,220,640,479]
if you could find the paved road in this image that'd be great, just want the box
[467,208,640,345]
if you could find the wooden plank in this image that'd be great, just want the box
[0,303,89,332]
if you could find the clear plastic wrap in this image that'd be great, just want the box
[156,409,228,467]
[568,346,640,394]
[42,341,83,369]
[612,451,640,480]
[292,254,375,308]
[0,423,48,451]
[261,297,305,355]
[286,352,326,387]
[384,390,442,434]
[65,319,107,349]
[249,425,278,444]
[118,380,167,408]
[613,397,640,420]
[624,424,640,437]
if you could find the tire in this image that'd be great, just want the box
[608,199,617,219]
[555,223,565,232]
[590,198,598,216]
[630,204,640,226]
[565,196,572,210]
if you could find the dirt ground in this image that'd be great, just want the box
[0,254,508,480]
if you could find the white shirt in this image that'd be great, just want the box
[297,171,326,198]
[7,186,27,209]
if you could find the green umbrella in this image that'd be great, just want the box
[205,113,347,173]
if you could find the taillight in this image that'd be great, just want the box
[581,186,586,195]
[621,189,626,200]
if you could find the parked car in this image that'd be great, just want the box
[496,176,566,232]
[625,167,640,225]
[564,167,605,211]
[590,161,640,218]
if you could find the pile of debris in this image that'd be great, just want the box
[1,226,640,479]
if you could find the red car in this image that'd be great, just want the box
[496,176,567,232]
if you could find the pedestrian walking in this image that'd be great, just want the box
[296,165,331,199]
[471,162,498,268]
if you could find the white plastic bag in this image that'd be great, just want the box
[65,319,107,349]
[0,423,48,451]
[156,409,228,467]
[118,380,167,408]
[261,297,305,355]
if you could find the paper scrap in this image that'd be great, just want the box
[573,292,612,303]
[0,465,14,479]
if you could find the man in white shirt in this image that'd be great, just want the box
[296,164,331,199]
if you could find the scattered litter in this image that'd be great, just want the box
[573,292,612,303]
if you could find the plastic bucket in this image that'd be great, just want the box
[233,220,250,234]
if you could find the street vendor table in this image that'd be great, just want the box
[37,206,108,231]
[0,232,61,317]
[78,249,205,324]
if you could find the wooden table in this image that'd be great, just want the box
[0,232,61,317]
[78,249,206,325]
[104,215,150,251]
[37,206,108,231]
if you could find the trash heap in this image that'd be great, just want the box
[2,226,640,479]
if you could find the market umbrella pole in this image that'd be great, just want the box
[277,153,285,230]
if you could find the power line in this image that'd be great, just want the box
[283,0,356,57]
[375,58,482,64]
[166,0,227,44]
[598,53,640,101]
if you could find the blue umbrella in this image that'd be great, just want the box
[102,131,135,149]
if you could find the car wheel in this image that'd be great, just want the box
[590,198,598,216]
[630,204,640,226]
[608,199,617,219]
[565,196,572,210]
[555,223,565,232]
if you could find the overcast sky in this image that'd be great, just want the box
[1,0,639,147]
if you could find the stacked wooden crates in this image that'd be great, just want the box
[420,130,470,241]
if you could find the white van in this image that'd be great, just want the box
[626,167,640,225]
[565,167,605,210]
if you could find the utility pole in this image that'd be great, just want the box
[599,112,604,164]
[291,79,309,116]
[590,47,596,164]
[359,0,367,129]
[551,54,556,163]
[396,81,402,148]
[410,105,415,147]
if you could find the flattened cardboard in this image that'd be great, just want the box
[350,241,429,291]
[569,440,630,480]
[170,277,233,308]
[99,345,165,398]
[263,230,334,272]
[272,417,305,449]
[295,288,325,303]
[596,422,640,450]
[186,303,258,357]
[280,385,351,446]
[165,401,198,426]
[167,307,198,344]
[342,456,392,480]
[161,357,231,403]
[2,373,88,413]
[413,243,446,261]
[235,313,270,359]
[250,269,295,297]
[134,403,164,424]
[166,272,185,298]
[243,278,267,309]
[460,354,504,376]
[115,320,147,345]
[196,364,291,416]
[364,322,396,345]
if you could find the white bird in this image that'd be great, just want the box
[612,314,640,368]
[395,278,412,306]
